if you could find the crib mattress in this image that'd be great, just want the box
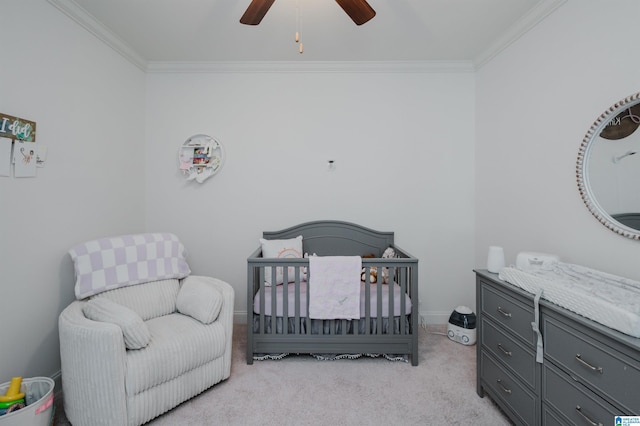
[254,281,412,318]
[499,262,640,338]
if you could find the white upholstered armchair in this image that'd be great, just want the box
[58,233,234,426]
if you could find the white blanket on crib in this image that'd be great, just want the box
[308,256,362,320]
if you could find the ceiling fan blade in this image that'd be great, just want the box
[334,0,376,25]
[240,0,276,25]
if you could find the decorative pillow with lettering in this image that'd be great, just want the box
[259,236,303,285]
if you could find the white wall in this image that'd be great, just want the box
[0,0,145,381]
[475,0,640,279]
[145,68,476,323]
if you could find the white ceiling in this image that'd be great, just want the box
[48,0,566,70]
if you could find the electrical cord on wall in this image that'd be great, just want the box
[419,317,448,335]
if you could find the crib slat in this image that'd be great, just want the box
[400,266,406,334]
[271,267,277,334]
[282,280,288,334]
[259,267,265,335]
[305,274,311,333]
[364,265,371,334]
[388,266,395,334]
[376,270,383,335]
[282,271,289,336]
[294,266,301,334]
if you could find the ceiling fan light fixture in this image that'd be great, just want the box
[239,0,376,26]
[239,0,375,54]
[239,0,275,25]
[334,0,376,25]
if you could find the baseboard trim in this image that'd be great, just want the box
[234,312,248,324]
[420,311,452,326]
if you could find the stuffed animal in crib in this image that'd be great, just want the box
[382,247,397,259]
[360,248,397,283]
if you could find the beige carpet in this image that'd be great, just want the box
[56,324,511,425]
[151,324,509,426]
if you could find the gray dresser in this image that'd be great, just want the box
[475,269,640,426]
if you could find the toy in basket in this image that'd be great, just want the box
[0,378,25,416]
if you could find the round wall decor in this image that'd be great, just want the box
[178,134,224,183]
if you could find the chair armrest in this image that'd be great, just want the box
[183,276,234,379]
[59,301,128,426]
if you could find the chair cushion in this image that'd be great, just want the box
[82,298,151,350]
[176,276,223,324]
[124,313,227,395]
[93,278,180,321]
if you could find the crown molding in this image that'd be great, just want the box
[145,60,475,74]
[474,0,567,68]
[47,0,147,71]
[48,0,564,74]
[46,0,472,74]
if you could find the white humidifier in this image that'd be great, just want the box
[447,306,477,345]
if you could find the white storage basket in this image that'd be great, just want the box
[0,377,54,426]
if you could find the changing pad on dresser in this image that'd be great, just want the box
[499,262,640,338]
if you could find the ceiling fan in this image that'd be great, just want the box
[240,0,376,26]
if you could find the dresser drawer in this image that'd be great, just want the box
[481,317,539,390]
[481,352,538,426]
[543,316,640,413]
[480,282,536,346]
[541,405,567,426]
[543,363,620,425]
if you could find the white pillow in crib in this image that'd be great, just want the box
[259,235,303,285]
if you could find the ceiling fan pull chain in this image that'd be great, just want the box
[295,0,303,54]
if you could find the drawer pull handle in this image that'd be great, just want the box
[575,405,603,426]
[497,343,512,357]
[575,354,604,374]
[496,379,512,395]
[496,307,512,318]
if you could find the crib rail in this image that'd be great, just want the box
[247,247,419,365]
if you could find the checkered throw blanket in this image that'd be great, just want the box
[69,233,191,299]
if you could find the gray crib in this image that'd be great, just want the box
[247,220,419,366]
